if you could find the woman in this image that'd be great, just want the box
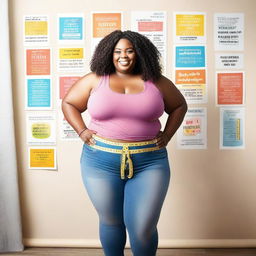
[62,30,187,256]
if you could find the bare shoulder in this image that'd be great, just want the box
[74,72,101,91]
[154,75,177,95]
[63,72,101,108]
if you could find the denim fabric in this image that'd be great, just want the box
[80,140,170,256]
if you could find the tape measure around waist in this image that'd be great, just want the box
[89,143,160,179]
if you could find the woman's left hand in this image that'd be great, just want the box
[155,131,171,148]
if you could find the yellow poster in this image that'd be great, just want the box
[24,15,49,45]
[59,48,84,59]
[174,12,206,43]
[29,147,56,169]
[58,48,85,72]
[25,21,48,35]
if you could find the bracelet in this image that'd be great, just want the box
[78,128,87,137]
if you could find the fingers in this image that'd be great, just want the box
[156,136,165,147]
[156,132,170,147]
[79,129,96,145]
[88,137,96,145]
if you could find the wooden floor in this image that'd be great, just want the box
[2,247,256,256]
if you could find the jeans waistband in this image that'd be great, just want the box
[89,135,160,179]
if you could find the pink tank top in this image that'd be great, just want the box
[87,75,164,141]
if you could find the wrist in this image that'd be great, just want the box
[78,128,88,137]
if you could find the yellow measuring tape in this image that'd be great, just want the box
[90,135,160,179]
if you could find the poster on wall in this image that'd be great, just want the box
[216,71,244,105]
[58,48,85,72]
[215,53,244,69]
[59,111,91,141]
[58,76,81,104]
[174,12,206,44]
[91,12,123,54]
[26,77,52,110]
[175,45,206,68]
[28,147,57,170]
[175,69,207,104]
[131,11,167,73]
[59,113,79,140]
[220,107,245,149]
[214,13,244,51]
[24,15,49,46]
[26,112,56,145]
[26,48,51,76]
[177,108,207,149]
[58,14,84,44]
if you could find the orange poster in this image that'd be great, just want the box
[217,72,244,105]
[175,69,206,85]
[26,49,51,75]
[93,13,121,38]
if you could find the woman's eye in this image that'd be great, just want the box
[114,51,121,54]
[127,50,134,54]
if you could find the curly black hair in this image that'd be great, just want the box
[90,30,162,82]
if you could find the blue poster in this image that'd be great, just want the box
[27,78,51,108]
[222,109,244,148]
[175,46,205,68]
[59,16,83,40]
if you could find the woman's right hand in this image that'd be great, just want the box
[79,129,97,145]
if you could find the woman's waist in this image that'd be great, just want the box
[94,134,156,144]
[92,134,158,149]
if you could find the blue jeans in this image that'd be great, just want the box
[80,138,170,256]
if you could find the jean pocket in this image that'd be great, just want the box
[83,143,99,153]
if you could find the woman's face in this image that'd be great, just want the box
[113,38,136,75]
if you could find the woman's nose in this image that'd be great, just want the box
[120,51,127,58]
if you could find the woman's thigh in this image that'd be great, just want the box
[123,148,170,233]
[80,144,125,224]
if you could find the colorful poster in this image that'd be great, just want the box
[24,15,49,45]
[217,71,244,105]
[175,69,207,104]
[177,108,207,149]
[175,45,206,68]
[58,14,84,44]
[29,147,57,169]
[58,48,85,72]
[26,112,56,145]
[26,77,52,109]
[220,107,245,149]
[215,53,244,69]
[59,111,90,141]
[175,69,206,85]
[58,76,81,102]
[26,48,51,76]
[131,11,167,73]
[174,12,206,44]
[214,13,244,51]
[91,12,122,53]
[60,115,79,140]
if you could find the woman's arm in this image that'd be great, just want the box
[156,75,188,147]
[61,72,100,144]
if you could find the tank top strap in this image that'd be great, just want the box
[103,74,109,88]
[90,75,108,95]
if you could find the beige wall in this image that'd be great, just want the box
[10,0,256,248]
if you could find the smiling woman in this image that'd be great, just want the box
[113,39,136,75]
[62,30,187,256]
